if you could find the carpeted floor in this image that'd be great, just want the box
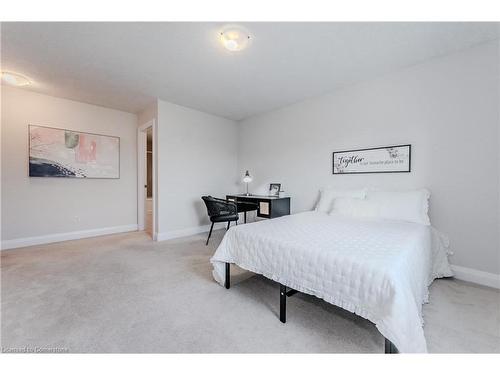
[1,230,499,353]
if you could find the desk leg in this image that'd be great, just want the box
[384,338,398,354]
[244,211,247,223]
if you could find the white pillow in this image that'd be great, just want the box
[315,188,367,213]
[366,189,431,225]
[330,197,380,218]
[328,189,431,225]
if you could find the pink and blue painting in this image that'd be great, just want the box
[29,125,120,178]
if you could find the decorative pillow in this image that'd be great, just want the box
[330,197,380,218]
[366,189,431,225]
[315,188,367,213]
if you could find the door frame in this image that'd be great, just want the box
[137,119,157,240]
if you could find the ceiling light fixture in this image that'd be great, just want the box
[220,26,251,52]
[1,71,31,87]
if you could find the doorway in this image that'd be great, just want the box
[138,120,156,239]
[145,128,153,235]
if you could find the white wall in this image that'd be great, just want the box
[238,42,500,275]
[138,101,158,127]
[156,99,238,239]
[1,87,138,246]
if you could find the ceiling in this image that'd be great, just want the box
[2,22,498,120]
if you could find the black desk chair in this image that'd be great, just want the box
[201,196,238,245]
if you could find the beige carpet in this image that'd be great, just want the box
[1,230,499,353]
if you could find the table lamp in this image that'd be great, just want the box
[243,170,252,196]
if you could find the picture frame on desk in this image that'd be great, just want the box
[269,183,281,197]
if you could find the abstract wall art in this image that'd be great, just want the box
[333,144,411,174]
[29,125,120,178]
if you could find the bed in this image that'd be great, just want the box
[210,210,453,353]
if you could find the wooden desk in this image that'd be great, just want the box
[226,194,291,220]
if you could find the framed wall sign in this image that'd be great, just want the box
[29,125,120,178]
[333,144,411,174]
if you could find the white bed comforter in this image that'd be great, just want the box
[210,211,453,353]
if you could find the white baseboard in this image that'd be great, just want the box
[451,265,500,289]
[1,224,138,250]
[156,223,226,242]
[8,225,497,289]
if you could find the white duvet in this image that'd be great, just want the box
[211,211,453,353]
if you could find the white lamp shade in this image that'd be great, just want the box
[243,170,252,183]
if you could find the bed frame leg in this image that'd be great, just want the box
[384,338,398,354]
[280,284,286,323]
[225,263,230,289]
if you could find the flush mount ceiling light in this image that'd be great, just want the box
[1,71,31,87]
[220,26,251,52]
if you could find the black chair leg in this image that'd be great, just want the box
[206,222,214,245]
[226,221,230,230]
[244,211,247,223]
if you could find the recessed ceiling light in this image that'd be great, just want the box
[1,71,31,87]
[220,26,251,52]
